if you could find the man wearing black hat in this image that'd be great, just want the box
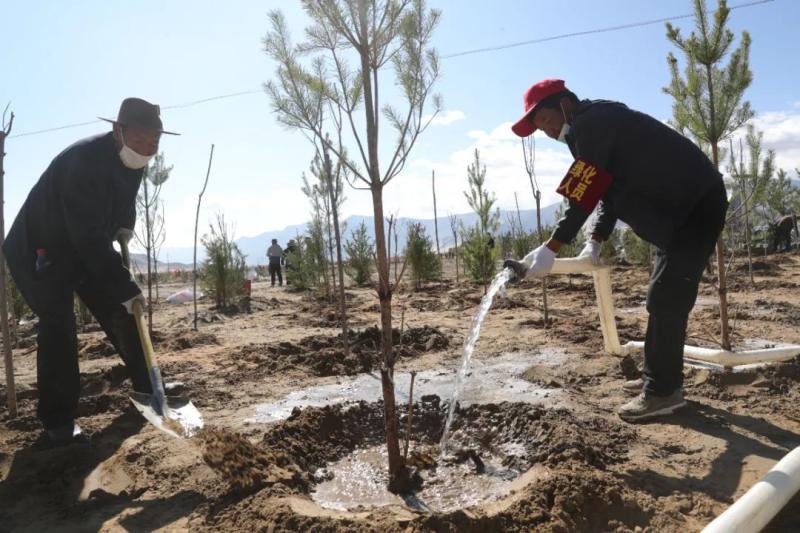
[504,79,728,422]
[3,98,178,443]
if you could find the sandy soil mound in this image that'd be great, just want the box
[228,325,451,379]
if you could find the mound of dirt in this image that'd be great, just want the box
[197,399,642,531]
[229,326,451,380]
[78,336,116,359]
[198,427,308,495]
[151,330,219,352]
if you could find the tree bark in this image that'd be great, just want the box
[324,150,349,357]
[371,184,403,484]
[711,141,731,350]
[194,145,214,331]
[432,170,440,256]
[0,116,17,417]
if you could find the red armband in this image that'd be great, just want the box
[555,157,612,213]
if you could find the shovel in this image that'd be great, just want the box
[119,237,204,438]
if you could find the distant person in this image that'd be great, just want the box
[503,79,728,422]
[283,239,297,286]
[3,98,178,444]
[770,214,797,253]
[267,238,284,286]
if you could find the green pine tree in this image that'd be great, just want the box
[664,0,753,350]
[460,149,500,288]
[405,222,441,289]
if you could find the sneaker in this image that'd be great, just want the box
[623,378,644,394]
[44,422,84,445]
[617,390,686,422]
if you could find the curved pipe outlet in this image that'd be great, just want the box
[703,446,800,533]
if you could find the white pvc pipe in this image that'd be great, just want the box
[548,258,622,355]
[546,258,800,530]
[622,341,800,367]
[593,270,621,355]
[551,256,605,274]
[703,446,800,533]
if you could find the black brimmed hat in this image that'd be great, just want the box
[99,97,179,135]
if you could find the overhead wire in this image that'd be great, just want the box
[7,0,773,139]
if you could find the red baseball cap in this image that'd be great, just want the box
[511,79,567,137]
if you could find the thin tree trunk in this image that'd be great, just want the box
[743,183,754,284]
[193,145,214,331]
[324,150,349,357]
[711,141,731,350]
[432,170,440,256]
[371,185,403,485]
[357,0,402,484]
[143,180,154,335]
[0,112,17,417]
[534,191,549,325]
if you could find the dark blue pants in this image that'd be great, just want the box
[644,180,728,396]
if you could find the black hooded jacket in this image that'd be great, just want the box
[3,132,143,309]
[551,99,725,249]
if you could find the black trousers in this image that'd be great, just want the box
[29,274,152,430]
[269,263,282,286]
[644,180,729,396]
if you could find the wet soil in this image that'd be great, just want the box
[2,253,800,531]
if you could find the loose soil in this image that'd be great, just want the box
[2,253,800,531]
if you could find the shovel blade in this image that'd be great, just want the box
[130,391,204,438]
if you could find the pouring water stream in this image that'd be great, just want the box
[439,268,512,456]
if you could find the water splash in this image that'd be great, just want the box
[439,268,512,456]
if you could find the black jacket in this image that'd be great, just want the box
[3,133,142,308]
[552,100,724,249]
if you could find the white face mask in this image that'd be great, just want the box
[557,122,571,144]
[557,103,571,144]
[119,131,154,169]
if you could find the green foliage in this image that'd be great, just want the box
[344,222,374,287]
[460,149,500,285]
[550,200,587,257]
[621,229,651,266]
[664,0,753,163]
[201,214,247,308]
[284,228,325,291]
[727,125,775,252]
[405,222,441,288]
[764,168,800,220]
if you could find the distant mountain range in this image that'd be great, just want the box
[158,202,563,266]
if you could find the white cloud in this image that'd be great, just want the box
[728,111,800,172]
[364,123,573,221]
[424,109,466,126]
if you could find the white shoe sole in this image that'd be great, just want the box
[618,399,687,422]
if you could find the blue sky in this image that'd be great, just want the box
[2,0,798,257]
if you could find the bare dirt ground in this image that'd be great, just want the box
[2,252,800,532]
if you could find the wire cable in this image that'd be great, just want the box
[7,0,773,139]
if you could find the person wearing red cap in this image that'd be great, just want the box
[3,98,178,443]
[504,79,728,422]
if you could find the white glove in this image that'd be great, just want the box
[524,245,557,278]
[114,227,134,244]
[578,239,602,266]
[122,293,146,315]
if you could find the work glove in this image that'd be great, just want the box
[122,293,146,315]
[578,238,602,266]
[114,227,134,245]
[503,244,557,282]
